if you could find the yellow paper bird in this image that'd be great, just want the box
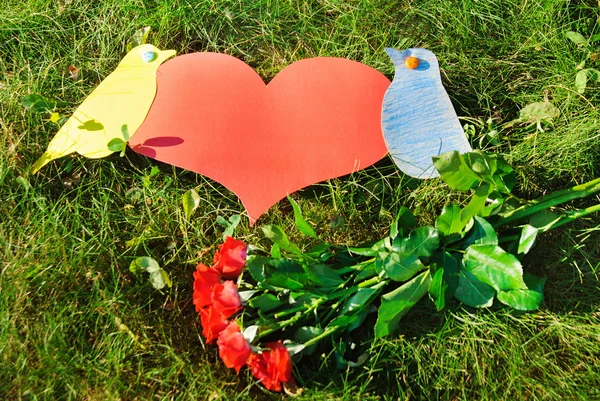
[31,44,176,173]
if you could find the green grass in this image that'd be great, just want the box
[2,0,600,399]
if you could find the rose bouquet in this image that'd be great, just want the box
[192,150,600,392]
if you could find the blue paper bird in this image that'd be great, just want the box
[381,48,472,178]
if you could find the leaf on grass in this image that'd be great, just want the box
[429,266,447,311]
[392,226,440,258]
[429,252,459,311]
[517,101,560,126]
[518,225,538,254]
[127,26,151,51]
[149,269,172,290]
[459,184,492,223]
[262,225,303,255]
[462,216,498,246]
[304,264,344,287]
[287,196,317,238]
[130,256,160,274]
[433,150,481,191]
[566,31,587,46]
[464,244,527,292]
[182,189,201,220]
[374,270,431,338]
[496,289,543,311]
[381,252,426,282]
[576,70,588,93]
[435,204,468,236]
[454,268,495,308]
[390,207,417,239]
[21,94,62,113]
[341,288,377,315]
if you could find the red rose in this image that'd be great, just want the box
[211,280,242,319]
[199,305,229,344]
[192,263,220,311]
[213,236,247,279]
[217,322,251,373]
[246,341,294,392]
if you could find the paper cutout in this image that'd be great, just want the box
[129,53,390,223]
[31,44,176,173]
[381,48,472,179]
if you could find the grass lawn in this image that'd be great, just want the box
[2,0,600,399]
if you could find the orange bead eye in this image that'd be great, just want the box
[404,56,419,69]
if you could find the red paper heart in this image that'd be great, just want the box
[129,53,390,223]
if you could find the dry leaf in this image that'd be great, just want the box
[68,64,80,79]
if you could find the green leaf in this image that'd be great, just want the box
[264,259,308,290]
[107,138,126,153]
[585,68,600,82]
[341,288,377,315]
[454,269,495,308]
[304,264,344,287]
[429,266,447,311]
[224,214,241,238]
[524,273,546,294]
[435,204,468,235]
[459,184,492,223]
[182,189,201,220]
[270,243,282,258]
[433,150,481,191]
[249,293,283,312]
[518,225,538,254]
[391,207,417,239]
[429,252,459,311]
[287,196,318,238]
[374,270,431,338]
[149,269,171,290]
[121,124,130,141]
[261,225,303,255]
[576,70,588,93]
[127,26,151,51]
[392,226,440,258]
[381,252,426,282]
[431,251,460,300]
[216,215,229,227]
[265,274,306,290]
[516,102,560,128]
[463,245,527,292]
[21,94,63,113]
[566,31,587,45]
[293,326,323,355]
[462,216,498,246]
[496,289,543,311]
[348,238,386,257]
[130,257,160,274]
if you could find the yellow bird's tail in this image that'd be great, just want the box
[31,151,54,174]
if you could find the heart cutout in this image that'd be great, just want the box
[129,53,391,223]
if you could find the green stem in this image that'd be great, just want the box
[336,258,375,276]
[544,203,600,231]
[494,180,600,228]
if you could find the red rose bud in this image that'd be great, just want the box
[192,263,221,311]
[213,236,247,279]
[199,305,229,344]
[212,280,242,319]
[246,341,294,392]
[217,322,251,373]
